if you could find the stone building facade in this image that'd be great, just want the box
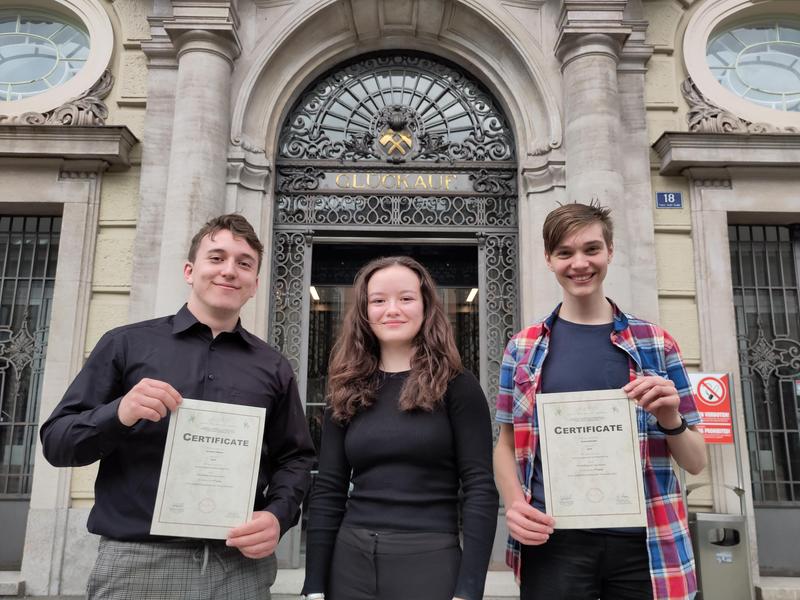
[0,0,797,597]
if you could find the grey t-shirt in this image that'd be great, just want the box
[532,316,643,535]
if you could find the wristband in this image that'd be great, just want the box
[303,594,325,600]
[657,415,687,436]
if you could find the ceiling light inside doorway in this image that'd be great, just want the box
[310,286,320,301]
[466,288,478,303]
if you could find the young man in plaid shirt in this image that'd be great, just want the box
[493,203,706,599]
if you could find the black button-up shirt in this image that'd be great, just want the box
[40,305,315,541]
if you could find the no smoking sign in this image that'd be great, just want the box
[689,373,734,444]
[697,376,726,407]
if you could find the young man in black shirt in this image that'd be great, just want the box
[41,214,315,599]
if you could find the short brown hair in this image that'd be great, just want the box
[543,202,613,255]
[187,214,264,270]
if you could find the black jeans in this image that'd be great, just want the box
[328,526,461,600]
[520,529,654,600]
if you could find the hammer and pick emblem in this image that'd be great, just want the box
[379,128,413,156]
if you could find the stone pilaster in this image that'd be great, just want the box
[617,20,660,323]
[128,17,178,322]
[154,1,241,316]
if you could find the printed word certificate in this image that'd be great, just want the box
[536,389,647,529]
[151,398,265,539]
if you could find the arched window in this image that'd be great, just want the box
[279,53,515,163]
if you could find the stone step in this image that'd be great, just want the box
[0,572,23,597]
[273,597,516,600]
[272,568,519,598]
[757,577,800,600]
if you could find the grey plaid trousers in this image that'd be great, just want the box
[87,538,277,600]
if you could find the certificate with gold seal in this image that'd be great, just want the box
[150,398,266,539]
[536,389,647,529]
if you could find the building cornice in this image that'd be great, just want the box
[554,0,631,64]
[652,132,800,175]
[0,125,139,171]
[618,20,652,73]
[142,17,178,68]
[163,0,242,60]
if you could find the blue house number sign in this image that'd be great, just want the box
[656,192,683,209]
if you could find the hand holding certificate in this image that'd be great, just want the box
[536,389,646,529]
[151,398,266,539]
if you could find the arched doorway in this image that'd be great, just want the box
[268,52,519,566]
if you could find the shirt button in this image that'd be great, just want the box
[208,374,215,380]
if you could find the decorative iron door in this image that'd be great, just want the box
[269,53,519,566]
[0,215,60,569]
[730,224,800,576]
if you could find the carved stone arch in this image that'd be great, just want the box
[230,0,563,164]
[228,0,566,339]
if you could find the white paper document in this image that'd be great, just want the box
[150,398,266,539]
[536,389,647,529]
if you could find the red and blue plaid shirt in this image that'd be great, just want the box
[496,300,701,599]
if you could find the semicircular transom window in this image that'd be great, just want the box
[0,11,90,102]
[706,21,800,112]
[279,53,515,163]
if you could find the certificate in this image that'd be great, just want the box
[536,389,646,529]
[150,398,266,539]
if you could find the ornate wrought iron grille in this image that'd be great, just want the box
[730,224,800,505]
[0,216,59,497]
[278,54,515,163]
[270,53,519,439]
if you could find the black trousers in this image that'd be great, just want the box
[520,529,654,600]
[328,526,461,600]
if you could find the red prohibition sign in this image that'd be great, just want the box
[697,376,726,407]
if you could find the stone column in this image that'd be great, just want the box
[555,1,633,309]
[155,3,241,316]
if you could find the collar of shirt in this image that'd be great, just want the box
[171,304,259,348]
[541,298,630,333]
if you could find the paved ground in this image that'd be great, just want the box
[270,568,519,599]
[6,570,800,598]
[0,568,520,599]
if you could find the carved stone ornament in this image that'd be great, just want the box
[681,77,799,134]
[469,169,515,195]
[231,135,266,155]
[0,70,114,126]
[277,166,325,193]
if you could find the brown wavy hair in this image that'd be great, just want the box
[327,256,463,423]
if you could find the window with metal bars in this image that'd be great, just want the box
[730,224,800,505]
[0,216,60,497]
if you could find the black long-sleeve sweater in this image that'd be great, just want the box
[302,369,499,600]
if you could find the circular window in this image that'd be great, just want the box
[0,11,90,102]
[706,22,800,112]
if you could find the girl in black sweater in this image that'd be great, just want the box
[301,256,498,600]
